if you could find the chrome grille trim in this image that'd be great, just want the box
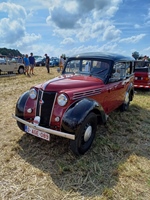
[36,90,57,127]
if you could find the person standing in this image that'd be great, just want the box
[23,54,30,77]
[59,55,65,71]
[45,54,50,73]
[29,52,35,75]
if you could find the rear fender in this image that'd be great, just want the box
[127,82,134,101]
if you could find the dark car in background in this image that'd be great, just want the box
[50,57,59,67]
[35,58,46,66]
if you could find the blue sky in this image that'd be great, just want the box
[0,0,150,58]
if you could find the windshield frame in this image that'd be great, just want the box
[62,58,112,82]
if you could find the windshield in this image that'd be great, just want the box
[135,61,150,69]
[63,59,110,80]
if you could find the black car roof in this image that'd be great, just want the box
[69,52,133,62]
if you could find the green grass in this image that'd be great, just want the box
[0,67,150,200]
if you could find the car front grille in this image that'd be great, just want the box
[36,90,56,127]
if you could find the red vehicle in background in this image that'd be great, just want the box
[134,60,150,89]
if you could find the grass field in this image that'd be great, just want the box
[0,67,150,200]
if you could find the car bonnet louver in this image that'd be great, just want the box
[73,88,101,100]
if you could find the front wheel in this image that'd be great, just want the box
[70,112,97,155]
[17,121,25,131]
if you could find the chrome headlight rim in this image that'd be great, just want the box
[29,88,37,99]
[57,93,68,106]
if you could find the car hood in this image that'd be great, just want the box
[35,74,104,92]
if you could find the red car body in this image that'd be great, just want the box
[13,52,135,155]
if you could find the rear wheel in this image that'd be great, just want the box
[70,112,97,155]
[120,92,130,111]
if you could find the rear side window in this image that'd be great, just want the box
[112,62,133,80]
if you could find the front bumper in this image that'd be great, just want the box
[12,114,75,140]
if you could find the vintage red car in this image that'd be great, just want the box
[13,52,134,155]
[134,60,150,89]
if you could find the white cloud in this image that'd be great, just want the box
[134,24,141,29]
[102,25,121,41]
[66,42,118,56]
[0,0,149,57]
[46,0,122,30]
[119,34,146,43]
[61,38,75,45]
[144,46,150,51]
[0,18,25,43]
[0,2,26,19]
[0,2,41,48]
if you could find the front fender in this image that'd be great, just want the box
[62,98,106,134]
[15,91,29,118]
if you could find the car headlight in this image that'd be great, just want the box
[29,88,37,99]
[57,94,68,106]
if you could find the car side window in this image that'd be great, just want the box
[109,62,126,82]
[84,61,91,72]
[112,62,122,80]
[109,61,133,83]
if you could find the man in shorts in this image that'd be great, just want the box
[23,54,30,77]
[29,52,35,75]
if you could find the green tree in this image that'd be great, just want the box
[0,48,22,57]
[132,51,139,60]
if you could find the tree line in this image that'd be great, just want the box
[0,48,22,57]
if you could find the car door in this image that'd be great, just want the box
[9,59,18,72]
[102,62,127,113]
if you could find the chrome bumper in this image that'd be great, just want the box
[12,114,75,140]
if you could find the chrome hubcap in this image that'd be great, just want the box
[84,125,92,142]
[19,68,24,74]
[125,92,129,104]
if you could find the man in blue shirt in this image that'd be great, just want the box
[29,53,35,75]
[23,54,30,77]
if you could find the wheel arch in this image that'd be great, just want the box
[15,91,29,131]
[15,91,29,118]
[127,82,134,101]
[61,98,107,135]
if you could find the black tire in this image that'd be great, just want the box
[17,121,25,131]
[70,112,97,155]
[18,66,24,74]
[120,92,130,112]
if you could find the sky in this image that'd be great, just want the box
[0,0,150,58]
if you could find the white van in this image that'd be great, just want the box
[0,58,25,75]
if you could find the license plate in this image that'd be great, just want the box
[25,125,50,141]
